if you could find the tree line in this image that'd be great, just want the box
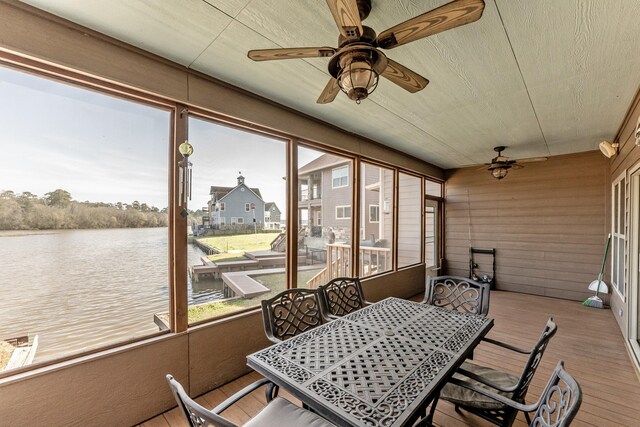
[0,189,168,230]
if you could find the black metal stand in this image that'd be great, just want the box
[469,247,496,289]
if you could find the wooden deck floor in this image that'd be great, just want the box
[140,291,640,427]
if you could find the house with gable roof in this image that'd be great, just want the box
[208,173,276,229]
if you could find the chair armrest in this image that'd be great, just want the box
[213,378,272,414]
[448,378,537,413]
[456,367,518,393]
[482,337,532,355]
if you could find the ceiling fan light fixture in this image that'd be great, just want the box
[491,167,509,180]
[337,57,379,103]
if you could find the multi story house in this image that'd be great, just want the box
[264,202,281,230]
[297,154,392,244]
[208,174,278,229]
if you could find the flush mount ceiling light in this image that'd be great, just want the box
[247,0,486,104]
[598,140,619,158]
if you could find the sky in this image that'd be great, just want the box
[0,65,323,211]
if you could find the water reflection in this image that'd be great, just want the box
[0,228,223,364]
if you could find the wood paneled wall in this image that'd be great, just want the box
[608,86,640,338]
[445,151,607,301]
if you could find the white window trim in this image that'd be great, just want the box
[612,172,626,301]
[245,203,250,212]
[332,166,349,189]
[219,217,226,225]
[335,205,351,220]
[237,217,244,224]
[369,204,380,223]
[219,202,225,212]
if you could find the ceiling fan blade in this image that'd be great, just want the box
[381,59,429,93]
[317,78,341,104]
[326,0,363,39]
[516,156,548,163]
[511,164,524,169]
[376,0,485,49]
[248,47,336,62]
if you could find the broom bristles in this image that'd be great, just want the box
[582,296,604,309]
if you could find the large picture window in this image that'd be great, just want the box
[360,163,394,276]
[298,147,353,287]
[187,116,286,324]
[0,65,170,371]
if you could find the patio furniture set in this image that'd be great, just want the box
[166,276,582,426]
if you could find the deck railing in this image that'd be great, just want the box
[305,243,391,288]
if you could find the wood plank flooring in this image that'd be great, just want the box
[139,291,640,427]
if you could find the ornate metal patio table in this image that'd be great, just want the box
[247,297,493,427]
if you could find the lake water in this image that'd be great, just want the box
[0,228,222,364]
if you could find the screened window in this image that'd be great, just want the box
[332,166,349,188]
[0,65,170,370]
[397,173,421,267]
[188,116,286,324]
[298,147,353,287]
[425,180,442,198]
[360,163,394,276]
[612,176,626,298]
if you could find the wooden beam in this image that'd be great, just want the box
[170,105,188,333]
[287,139,298,288]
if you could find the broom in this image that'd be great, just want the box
[582,233,612,308]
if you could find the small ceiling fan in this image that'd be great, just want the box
[482,146,548,180]
[247,0,485,104]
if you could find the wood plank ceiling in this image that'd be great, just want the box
[20,0,640,169]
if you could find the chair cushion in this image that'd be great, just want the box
[440,361,519,410]
[245,397,337,427]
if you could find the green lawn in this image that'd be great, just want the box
[187,269,322,323]
[198,232,277,254]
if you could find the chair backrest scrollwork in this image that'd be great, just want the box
[530,361,582,427]
[424,275,490,316]
[320,277,366,317]
[513,318,558,402]
[261,288,326,343]
[166,375,236,427]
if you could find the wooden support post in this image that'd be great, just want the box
[170,105,189,333]
[287,139,298,288]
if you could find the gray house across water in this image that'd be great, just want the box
[208,174,279,229]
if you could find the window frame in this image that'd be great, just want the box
[245,203,250,212]
[0,52,446,377]
[612,173,627,300]
[335,205,352,219]
[369,204,380,223]
[0,59,175,379]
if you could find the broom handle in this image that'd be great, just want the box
[595,233,612,297]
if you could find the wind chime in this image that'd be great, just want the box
[178,140,193,218]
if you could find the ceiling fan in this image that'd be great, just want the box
[482,146,548,180]
[247,0,485,104]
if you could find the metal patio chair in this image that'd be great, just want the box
[166,374,336,427]
[261,288,328,344]
[449,360,582,427]
[439,318,558,426]
[319,277,368,318]
[422,275,491,316]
